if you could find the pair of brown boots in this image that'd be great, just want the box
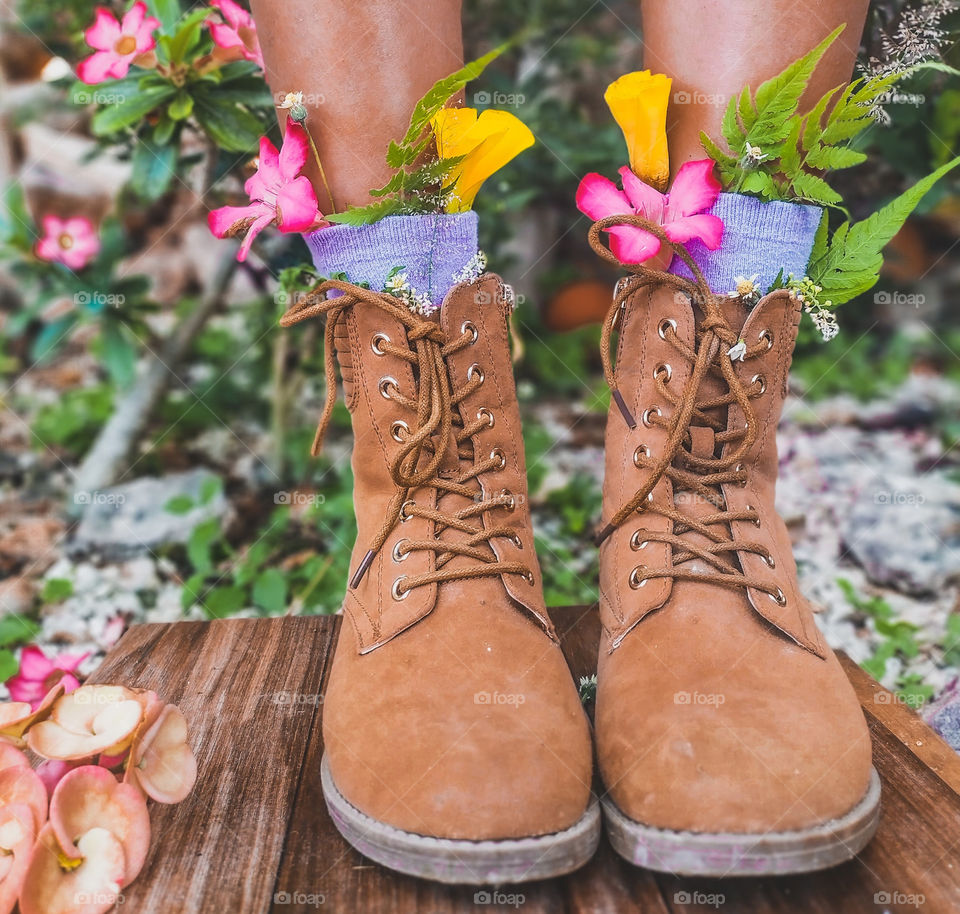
[280,227,880,885]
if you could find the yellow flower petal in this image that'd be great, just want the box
[431,107,535,212]
[604,70,671,192]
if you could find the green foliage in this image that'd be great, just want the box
[0,613,41,647]
[807,156,960,304]
[40,579,74,603]
[328,44,509,225]
[703,26,908,207]
[31,385,114,456]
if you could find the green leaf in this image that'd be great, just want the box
[0,613,41,646]
[181,573,206,610]
[91,85,177,135]
[252,568,288,614]
[698,130,736,167]
[804,144,867,170]
[165,494,195,515]
[168,91,194,121]
[165,7,210,62]
[146,0,181,31]
[130,133,178,201]
[739,170,779,198]
[99,321,138,388]
[720,94,744,152]
[810,155,960,303]
[192,94,266,152]
[153,115,177,146]
[187,518,220,575]
[750,24,843,141]
[790,171,843,206]
[199,475,222,504]
[801,84,842,151]
[399,41,509,149]
[0,649,19,683]
[326,199,412,226]
[203,585,246,619]
[778,116,803,179]
[808,209,830,267]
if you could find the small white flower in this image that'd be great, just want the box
[729,274,761,304]
[278,91,304,109]
[744,142,769,164]
[452,249,488,285]
[728,339,747,361]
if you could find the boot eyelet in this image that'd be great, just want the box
[751,374,766,395]
[761,551,776,568]
[658,318,677,340]
[629,566,648,588]
[489,448,506,469]
[759,329,773,351]
[399,499,415,522]
[630,531,648,551]
[393,539,410,563]
[467,363,485,384]
[378,376,398,400]
[642,407,662,428]
[735,462,746,486]
[461,320,478,343]
[653,363,672,382]
[371,333,391,355]
[768,587,786,606]
[477,408,495,427]
[500,489,516,511]
[746,505,761,526]
[391,420,409,442]
[522,570,535,585]
[510,533,523,549]
[392,577,409,600]
[633,445,650,467]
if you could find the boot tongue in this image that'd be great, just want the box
[691,295,750,428]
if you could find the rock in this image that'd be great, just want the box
[841,472,960,596]
[0,576,35,614]
[70,469,229,557]
[924,677,960,750]
[0,517,64,573]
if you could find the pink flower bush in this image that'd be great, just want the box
[34,216,101,271]
[6,647,88,709]
[576,159,723,264]
[208,0,264,70]
[208,121,323,261]
[76,1,160,85]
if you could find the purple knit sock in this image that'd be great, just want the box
[669,193,822,294]
[304,212,479,307]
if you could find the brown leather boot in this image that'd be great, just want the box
[589,218,880,876]
[280,274,599,884]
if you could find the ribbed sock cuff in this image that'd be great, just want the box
[304,212,479,305]
[669,192,822,294]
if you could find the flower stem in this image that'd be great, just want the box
[303,125,337,214]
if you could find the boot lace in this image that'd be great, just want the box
[280,280,533,597]
[589,215,785,605]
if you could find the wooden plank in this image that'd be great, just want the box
[88,616,334,914]
[84,609,960,913]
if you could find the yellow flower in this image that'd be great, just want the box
[431,107,535,213]
[604,70,671,191]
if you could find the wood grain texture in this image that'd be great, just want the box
[85,607,960,913]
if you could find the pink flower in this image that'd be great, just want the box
[6,646,89,710]
[208,122,322,262]
[576,159,723,263]
[34,216,101,271]
[208,0,264,70]
[76,1,160,85]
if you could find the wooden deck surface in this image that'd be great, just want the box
[88,606,960,913]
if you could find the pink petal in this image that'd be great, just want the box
[618,167,665,223]
[211,0,247,29]
[575,173,632,221]
[666,159,722,218]
[609,225,662,264]
[664,213,724,249]
[77,50,120,85]
[236,212,274,262]
[34,238,61,263]
[6,679,42,706]
[245,136,282,199]
[208,20,243,51]
[122,1,147,34]
[84,7,120,51]
[17,647,52,682]
[207,202,266,238]
[278,122,310,181]
[276,177,319,232]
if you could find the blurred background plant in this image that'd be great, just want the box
[1,0,960,737]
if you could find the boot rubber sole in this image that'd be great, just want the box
[602,765,881,876]
[320,753,601,884]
